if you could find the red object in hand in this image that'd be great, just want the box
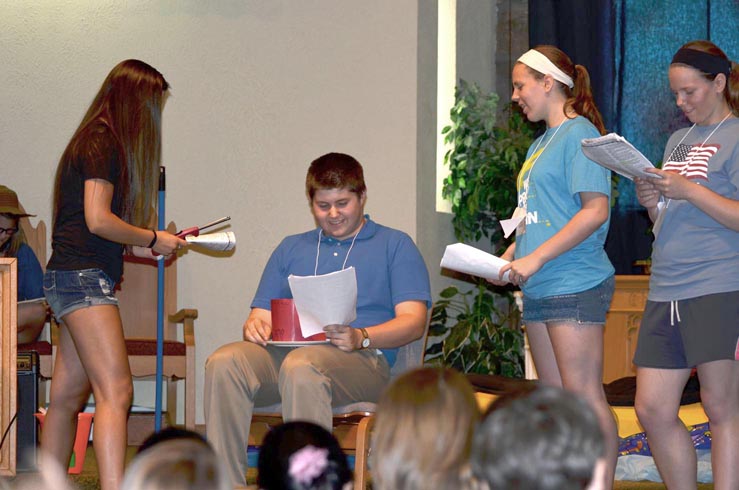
[176,226,200,238]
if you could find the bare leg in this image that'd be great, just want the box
[42,305,132,490]
[548,322,618,490]
[40,321,92,471]
[696,360,739,490]
[634,367,696,490]
[525,321,563,387]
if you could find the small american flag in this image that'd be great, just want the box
[663,143,720,181]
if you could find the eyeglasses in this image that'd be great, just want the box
[0,227,18,235]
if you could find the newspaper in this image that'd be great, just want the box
[581,133,661,180]
[440,243,510,283]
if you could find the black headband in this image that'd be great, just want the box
[671,48,731,76]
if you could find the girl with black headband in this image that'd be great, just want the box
[633,40,739,490]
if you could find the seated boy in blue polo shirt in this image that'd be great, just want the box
[204,152,431,487]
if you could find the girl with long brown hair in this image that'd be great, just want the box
[492,45,617,488]
[42,59,186,490]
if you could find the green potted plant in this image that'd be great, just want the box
[425,80,537,377]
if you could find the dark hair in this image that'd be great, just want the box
[53,59,169,228]
[525,45,606,135]
[673,40,739,116]
[257,421,352,490]
[305,153,367,201]
[137,427,209,455]
[472,386,605,490]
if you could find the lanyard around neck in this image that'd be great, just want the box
[314,220,364,276]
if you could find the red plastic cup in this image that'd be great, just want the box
[270,299,326,342]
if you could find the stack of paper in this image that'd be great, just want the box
[581,133,661,180]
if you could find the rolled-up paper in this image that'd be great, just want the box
[185,231,236,251]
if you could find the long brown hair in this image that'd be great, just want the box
[371,367,481,490]
[528,45,607,135]
[53,59,169,227]
[675,40,739,116]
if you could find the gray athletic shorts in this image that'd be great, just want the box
[633,291,739,369]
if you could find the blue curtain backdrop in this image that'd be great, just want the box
[529,0,739,273]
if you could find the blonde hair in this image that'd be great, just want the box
[370,367,480,490]
[121,439,231,490]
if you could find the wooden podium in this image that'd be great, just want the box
[602,275,650,383]
[0,258,18,476]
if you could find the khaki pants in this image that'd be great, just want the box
[204,341,390,487]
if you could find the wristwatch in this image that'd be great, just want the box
[359,328,371,349]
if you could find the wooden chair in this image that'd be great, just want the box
[115,222,197,431]
[17,213,54,388]
[249,311,431,490]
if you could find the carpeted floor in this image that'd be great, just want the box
[3,443,714,490]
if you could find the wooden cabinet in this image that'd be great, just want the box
[1,258,18,476]
[602,275,649,383]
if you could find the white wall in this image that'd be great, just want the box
[1,0,420,424]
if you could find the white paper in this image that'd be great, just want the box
[287,267,358,337]
[501,207,527,238]
[186,231,236,251]
[581,133,661,180]
[440,243,510,283]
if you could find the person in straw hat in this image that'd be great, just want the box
[0,184,47,343]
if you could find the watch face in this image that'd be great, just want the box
[362,337,371,348]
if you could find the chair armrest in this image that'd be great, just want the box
[169,308,198,346]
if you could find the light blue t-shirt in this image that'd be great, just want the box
[251,217,432,366]
[515,116,614,299]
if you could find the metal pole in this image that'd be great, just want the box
[155,166,166,431]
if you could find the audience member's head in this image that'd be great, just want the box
[121,436,230,490]
[257,421,353,490]
[137,426,209,455]
[370,366,481,490]
[471,385,606,490]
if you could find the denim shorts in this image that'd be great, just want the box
[43,268,118,320]
[522,275,615,325]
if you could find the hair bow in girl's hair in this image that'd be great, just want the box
[288,445,329,485]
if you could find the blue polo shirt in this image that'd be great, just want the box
[251,217,432,366]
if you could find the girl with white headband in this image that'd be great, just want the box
[633,40,739,490]
[492,45,617,488]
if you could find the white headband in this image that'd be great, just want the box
[517,49,574,89]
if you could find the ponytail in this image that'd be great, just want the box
[568,64,606,135]
[726,61,739,116]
